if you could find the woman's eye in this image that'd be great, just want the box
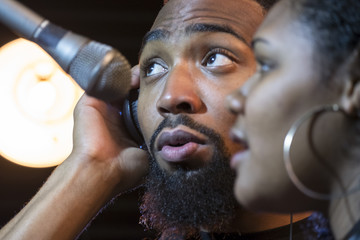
[256,60,272,74]
[205,53,233,67]
[145,62,167,77]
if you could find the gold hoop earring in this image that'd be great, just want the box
[283,104,342,200]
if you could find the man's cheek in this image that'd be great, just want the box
[139,112,158,144]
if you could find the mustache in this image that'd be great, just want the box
[149,114,221,154]
[141,115,237,234]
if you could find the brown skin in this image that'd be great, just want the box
[137,0,309,233]
[0,1,309,239]
[227,0,360,238]
[228,0,330,212]
[0,64,149,240]
[138,0,261,171]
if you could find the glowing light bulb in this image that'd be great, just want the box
[26,81,57,115]
[0,38,84,168]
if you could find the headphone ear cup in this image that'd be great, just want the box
[122,89,145,147]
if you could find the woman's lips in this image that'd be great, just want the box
[229,127,249,169]
[230,149,250,169]
[229,127,248,147]
[156,129,207,163]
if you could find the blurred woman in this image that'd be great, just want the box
[226,0,360,239]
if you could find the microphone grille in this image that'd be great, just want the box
[69,41,131,102]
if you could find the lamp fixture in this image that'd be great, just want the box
[0,38,83,168]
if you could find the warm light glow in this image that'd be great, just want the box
[0,38,84,168]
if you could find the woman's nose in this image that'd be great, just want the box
[226,89,246,115]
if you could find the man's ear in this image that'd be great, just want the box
[341,44,360,116]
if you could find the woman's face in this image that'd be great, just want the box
[227,0,345,212]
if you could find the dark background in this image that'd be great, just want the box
[0,0,162,239]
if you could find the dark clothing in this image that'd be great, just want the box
[346,219,360,240]
[154,214,335,240]
[199,219,305,240]
[198,214,335,240]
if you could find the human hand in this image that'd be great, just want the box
[70,65,148,196]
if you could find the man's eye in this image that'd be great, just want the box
[145,62,167,76]
[205,53,233,67]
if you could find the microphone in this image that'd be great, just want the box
[0,0,132,102]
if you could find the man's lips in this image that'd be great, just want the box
[156,129,207,163]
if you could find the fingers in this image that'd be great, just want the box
[131,65,140,88]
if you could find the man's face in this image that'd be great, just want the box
[137,0,264,234]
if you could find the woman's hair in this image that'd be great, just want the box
[254,0,279,11]
[290,0,360,82]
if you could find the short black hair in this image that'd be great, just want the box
[290,0,360,82]
[164,0,279,12]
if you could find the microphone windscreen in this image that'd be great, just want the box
[69,41,131,102]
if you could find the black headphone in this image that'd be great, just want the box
[122,89,145,148]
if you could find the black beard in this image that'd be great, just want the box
[139,115,240,238]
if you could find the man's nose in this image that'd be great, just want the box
[156,64,202,117]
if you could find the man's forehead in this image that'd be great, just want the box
[142,23,248,48]
[150,0,264,44]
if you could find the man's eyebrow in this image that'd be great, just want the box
[185,23,248,46]
[139,29,170,56]
[139,23,248,57]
